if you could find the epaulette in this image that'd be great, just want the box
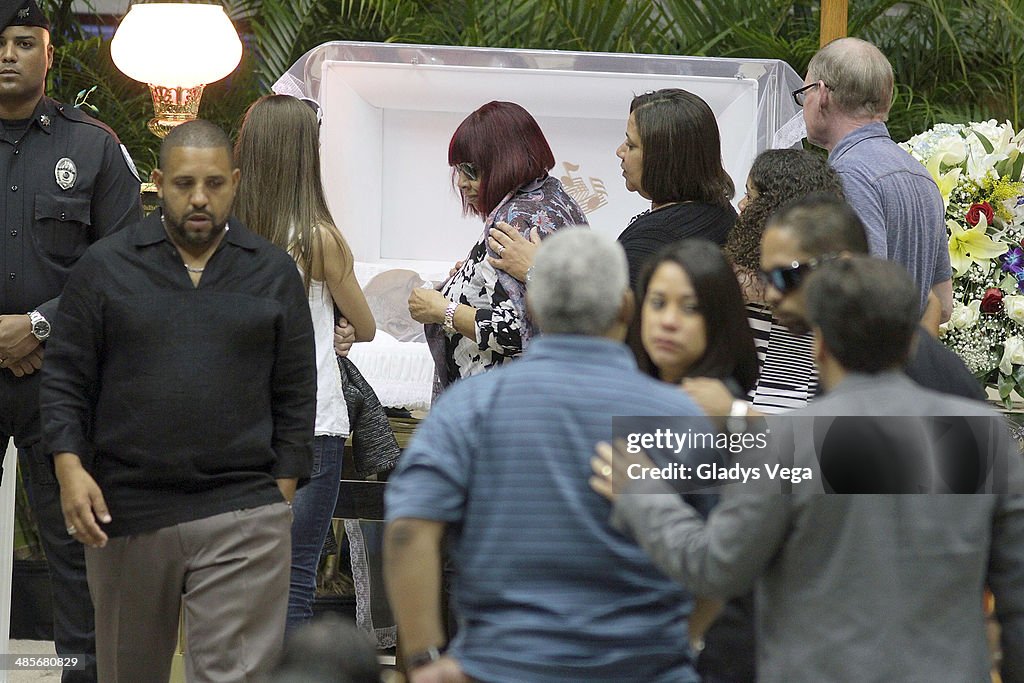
[55,102,123,144]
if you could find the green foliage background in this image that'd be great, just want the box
[39,0,1024,179]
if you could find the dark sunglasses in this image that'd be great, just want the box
[455,162,479,181]
[758,254,838,295]
[791,81,832,107]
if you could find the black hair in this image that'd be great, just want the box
[629,89,734,207]
[806,257,919,372]
[631,239,759,394]
[724,149,844,274]
[766,192,869,256]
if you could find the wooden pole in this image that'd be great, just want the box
[820,0,849,47]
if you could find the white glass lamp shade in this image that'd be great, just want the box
[110,3,242,88]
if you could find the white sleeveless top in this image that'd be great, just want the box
[308,278,350,436]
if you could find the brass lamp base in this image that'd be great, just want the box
[146,84,205,138]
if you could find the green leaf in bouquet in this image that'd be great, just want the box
[995,156,1011,178]
[1011,151,1024,183]
[975,130,996,155]
[1014,364,1024,386]
[1000,373,1015,400]
[1001,274,1020,293]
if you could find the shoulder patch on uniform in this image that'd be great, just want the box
[120,144,141,182]
[56,104,122,143]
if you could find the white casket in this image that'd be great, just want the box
[274,43,804,409]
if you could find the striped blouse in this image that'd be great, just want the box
[746,303,819,414]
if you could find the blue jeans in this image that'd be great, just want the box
[286,434,345,634]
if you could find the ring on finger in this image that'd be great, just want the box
[601,465,612,478]
[66,525,77,536]
[497,244,505,257]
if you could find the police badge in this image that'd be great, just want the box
[55,157,77,190]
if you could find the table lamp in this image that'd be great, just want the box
[110,3,243,138]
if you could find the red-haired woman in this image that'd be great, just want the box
[408,101,588,395]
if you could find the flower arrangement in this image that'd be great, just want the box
[901,121,1024,406]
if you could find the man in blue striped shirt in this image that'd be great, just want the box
[385,228,711,682]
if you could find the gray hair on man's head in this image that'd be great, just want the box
[528,227,628,336]
[807,37,894,120]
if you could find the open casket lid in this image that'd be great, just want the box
[275,42,805,274]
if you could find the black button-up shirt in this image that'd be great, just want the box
[40,211,316,537]
[1,97,142,319]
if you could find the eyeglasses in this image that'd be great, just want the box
[791,81,832,107]
[758,254,838,295]
[454,162,479,181]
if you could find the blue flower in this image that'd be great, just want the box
[1002,246,1024,273]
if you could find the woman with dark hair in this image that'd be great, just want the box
[633,239,758,393]
[408,101,587,393]
[616,89,736,286]
[723,148,844,414]
[631,239,758,680]
[487,88,736,290]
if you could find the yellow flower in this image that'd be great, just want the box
[948,213,1006,275]
[926,155,962,209]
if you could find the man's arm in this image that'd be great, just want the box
[596,443,791,599]
[53,452,110,548]
[39,252,104,469]
[384,518,447,656]
[384,518,468,682]
[276,478,297,504]
[930,278,953,324]
[269,265,317,487]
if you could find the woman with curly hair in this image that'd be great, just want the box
[723,148,843,414]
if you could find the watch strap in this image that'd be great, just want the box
[28,310,50,340]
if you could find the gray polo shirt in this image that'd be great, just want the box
[830,122,952,313]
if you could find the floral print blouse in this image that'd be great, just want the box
[425,175,588,396]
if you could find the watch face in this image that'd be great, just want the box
[33,320,50,338]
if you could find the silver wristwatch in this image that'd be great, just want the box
[28,310,51,341]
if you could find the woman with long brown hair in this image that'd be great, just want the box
[235,94,375,634]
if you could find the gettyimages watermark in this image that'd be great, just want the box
[611,415,1024,494]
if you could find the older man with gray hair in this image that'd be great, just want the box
[384,228,710,683]
[797,37,952,322]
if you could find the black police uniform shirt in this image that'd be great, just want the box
[0,96,142,321]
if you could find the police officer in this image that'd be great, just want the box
[0,1,141,680]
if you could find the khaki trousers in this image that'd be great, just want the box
[85,502,292,683]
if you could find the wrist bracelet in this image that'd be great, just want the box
[443,301,458,333]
